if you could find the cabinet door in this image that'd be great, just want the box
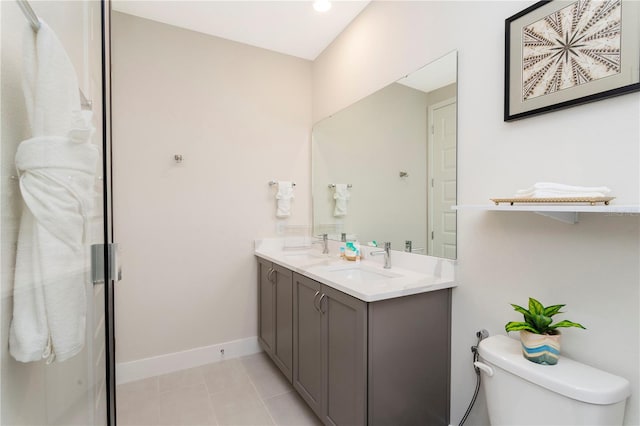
[273,264,293,382]
[368,289,451,425]
[292,273,323,418]
[321,285,367,426]
[257,257,275,354]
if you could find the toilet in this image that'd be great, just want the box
[476,335,631,425]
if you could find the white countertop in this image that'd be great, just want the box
[255,239,457,302]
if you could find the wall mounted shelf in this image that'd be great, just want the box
[453,204,640,224]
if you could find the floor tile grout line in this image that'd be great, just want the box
[262,388,295,402]
[241,359,280,425]
[204,383,221,426]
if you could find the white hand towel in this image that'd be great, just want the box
[533,182,611,193]
[516,182,611,197]
[10,21,98,363]
[333,184,350,217]
[515,190,608,199]
[276,181,294,218]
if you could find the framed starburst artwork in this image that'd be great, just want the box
[505,0,640,121]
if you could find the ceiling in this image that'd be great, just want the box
[112,1,370,60]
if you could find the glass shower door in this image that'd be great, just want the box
[1,0,114,425]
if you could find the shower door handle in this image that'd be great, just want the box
[91,243,122,285]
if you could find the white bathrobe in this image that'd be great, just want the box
[9,20,98,363]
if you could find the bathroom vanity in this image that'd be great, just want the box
[255,239,456,426]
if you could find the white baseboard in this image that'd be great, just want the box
[116,336,262,385]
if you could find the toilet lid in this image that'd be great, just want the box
[478,335,631,405]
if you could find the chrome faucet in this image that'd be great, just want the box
[370,242,391,269]
[313,233,329,254]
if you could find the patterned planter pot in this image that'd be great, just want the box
[520,330,561,365]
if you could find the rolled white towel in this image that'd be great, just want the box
[516,183,611,198]
[516,182,611,196]
[515,190,609,199]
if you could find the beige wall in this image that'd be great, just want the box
[111,12,312,362]
[314,2,639,425]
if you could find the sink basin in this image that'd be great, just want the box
[325,264,400,281]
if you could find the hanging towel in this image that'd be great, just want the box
[276,181,294,218]
[333,184,350,217]
[515,182,611,198]
[9,20,98,363]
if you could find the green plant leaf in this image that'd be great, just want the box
[528,297,544,316]
[510,304,538,328]
[531,314,553,333]
[549,320,586,330]
[505,321,538,333]
[511,303,533,320]
[543,304,565,317]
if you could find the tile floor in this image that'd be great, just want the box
[117,352,322,426]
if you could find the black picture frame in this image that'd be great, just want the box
[505,0,640,121]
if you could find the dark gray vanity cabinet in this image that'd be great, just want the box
[258,258,451,426]
[367,289,451,426]
[291,273,323,415]
[292,273,367,426]
[257,257,293,382]
[321,283,368,426]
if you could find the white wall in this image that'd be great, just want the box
[111,12,312,363]
[313,2,640,425]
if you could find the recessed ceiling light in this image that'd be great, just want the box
[313,0,331,13]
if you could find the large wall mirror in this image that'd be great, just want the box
[312,50,457,260]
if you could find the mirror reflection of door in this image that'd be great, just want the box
[428,98,457,259]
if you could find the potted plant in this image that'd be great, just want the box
[505,297,586,365]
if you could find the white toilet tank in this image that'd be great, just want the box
[477,335,631,425]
